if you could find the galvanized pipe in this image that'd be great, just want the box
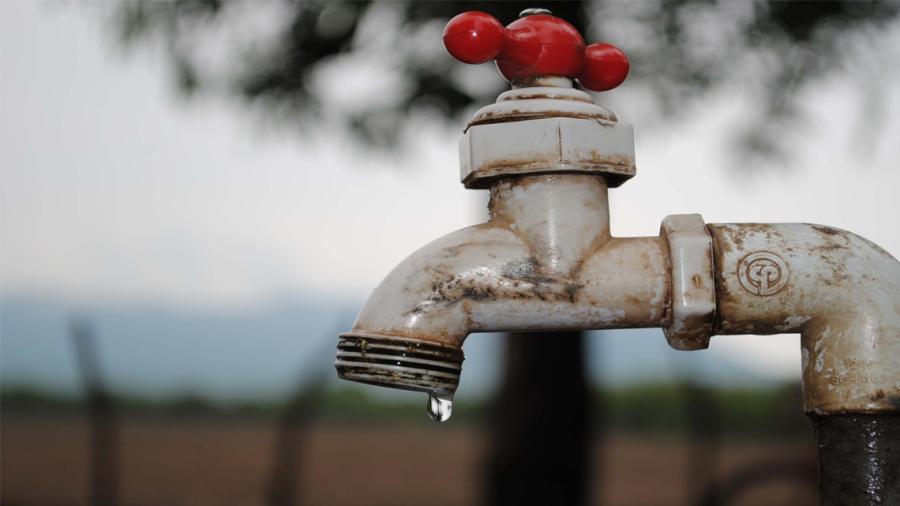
[813,415,900,505]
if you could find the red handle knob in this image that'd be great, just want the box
[497,13,585,80]
[580,43,630,92]
[442,11,505,64]
[442,10,629,93]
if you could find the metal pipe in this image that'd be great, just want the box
[813,414,900,505]
[709,223,900,415]
[708,224,900,503]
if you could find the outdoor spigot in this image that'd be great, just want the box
[334,8,900,504]
[336,9,900,445]
[336,9,644,415]
[442,9,629,91]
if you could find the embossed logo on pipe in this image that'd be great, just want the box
[738,251,789,296]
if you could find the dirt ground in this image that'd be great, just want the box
[1,416,817,506]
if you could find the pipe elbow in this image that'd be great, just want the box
[710,223,900,414]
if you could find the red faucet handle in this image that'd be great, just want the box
[442,9,629,93]
[579,43,630,92]
[442,11,506,64]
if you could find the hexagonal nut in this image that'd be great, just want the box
[660,214,716,350]
[459,116,635,189]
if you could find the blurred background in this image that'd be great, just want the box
[2,1,900,505]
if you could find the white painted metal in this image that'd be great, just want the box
[347,174,668,350]
[470,87,617,125]
[460,80,634,188]
[710,223,900,414]
[660,214,717,350]
[460,118,635,188]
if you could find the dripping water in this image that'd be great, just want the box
[426,392,453,422]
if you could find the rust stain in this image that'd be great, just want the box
[465,156,635,190]
[505,92,591,103]
[557,123,564,162]
[812,225,840,236]
[410,260,583,315]
[467,110,616,130]
[461,302,475,329]
[476,154,634,173]
[587,151,632,165]
[478,156,558,172]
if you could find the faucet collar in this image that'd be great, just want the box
[458,91,635,188]
[466,86,617,130]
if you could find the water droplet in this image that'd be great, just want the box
[426,392,453,422]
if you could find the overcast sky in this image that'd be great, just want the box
[2,2,900,395]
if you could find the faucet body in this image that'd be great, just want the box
[338,174,668,394]
[346,174,667,345]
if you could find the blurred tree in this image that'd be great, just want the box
[487,332,592,506]
[71,318,118,506]
[111,0,898,164]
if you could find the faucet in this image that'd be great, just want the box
[335,9,900,503]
